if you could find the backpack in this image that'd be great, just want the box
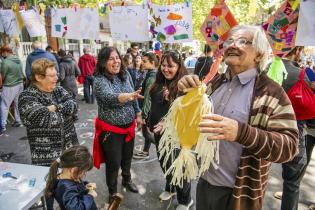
[287,68,315,120]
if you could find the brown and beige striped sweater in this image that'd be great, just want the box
[206,72,299,210]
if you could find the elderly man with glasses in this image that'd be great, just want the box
[178,25,299,210]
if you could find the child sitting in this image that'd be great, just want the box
[45,145,97,210]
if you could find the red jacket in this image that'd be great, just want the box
[93,118,136,169]
[78,54,96,83]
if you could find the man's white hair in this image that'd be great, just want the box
[228,25,271,72]
[32,41,42,50]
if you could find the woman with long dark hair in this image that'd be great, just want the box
[93,47,142,202]
[149,50,193,209]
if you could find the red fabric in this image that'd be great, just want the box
[287,68,315,120]
[93,118,136,169]
[77,76,84,84]
[78,54,96,78]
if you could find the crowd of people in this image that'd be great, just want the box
[0,24,315,210]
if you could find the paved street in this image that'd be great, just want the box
[0,97,314,210]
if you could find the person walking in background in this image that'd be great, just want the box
[78,48,96,104]
[58,49,81,99]
[45,145,97,210]
[25,41,59,84]
[133,52,159,160]
[184,50,197,69]
[194,44,214,80]
[129,43,140,61]
[0,45,24,131]
[149,50,193,210]
[273,46,315,210]
[93,47,142,203]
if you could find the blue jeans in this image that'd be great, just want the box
[281,120,307,210]
[83,75,95,104]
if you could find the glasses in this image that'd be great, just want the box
[223,38,253,49]
[41,73,59,78]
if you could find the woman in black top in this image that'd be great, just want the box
[149,51,193,209]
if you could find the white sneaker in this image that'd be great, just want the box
[176,200,194,210]
[159,191,176,201]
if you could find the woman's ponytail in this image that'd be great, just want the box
[45,160,60,197]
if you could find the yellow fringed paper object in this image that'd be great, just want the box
[159,84,219,187]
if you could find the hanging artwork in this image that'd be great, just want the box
[200,1,237,57]
[149,3,193,43]
[19,10,46,37]
[51,8,100,40]
[0,10,20,36]
[262,0,299,57]
[159,84,219,186]
[295,0,315,46]
[109,6,150,41]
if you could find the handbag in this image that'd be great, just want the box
[287,68,315,120]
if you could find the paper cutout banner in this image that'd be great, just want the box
[262,0,299,57]
[51,8,100,40]
[295,0,315,46]
[19,10,46,37]
[0,10,20,36]
[109,6,150,41]
[200,1,237,57]
[149,3,193,43]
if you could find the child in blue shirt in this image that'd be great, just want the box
[45,145,97,210]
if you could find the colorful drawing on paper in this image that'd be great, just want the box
[200,2,237,57]
[149,3,193,43]
[51,8,99,40]
[262,0,299,57]
[0,10,19,36]
[109,6,150,42]
[295,0,315,46]
[19,10,46,37]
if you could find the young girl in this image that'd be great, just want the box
[148,51,193,209]
[45,145,97,210]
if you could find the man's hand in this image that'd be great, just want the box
[199,114,239,142]
[311,82,315,90]
[178,75,201,92]
[47,105,57,112]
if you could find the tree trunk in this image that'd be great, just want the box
[45,8,58,51]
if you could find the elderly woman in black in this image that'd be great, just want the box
[18,58,78,166]
[93,47,142,201]
[18,58,79,210]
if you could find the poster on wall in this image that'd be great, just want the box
[0,10,19,36]
[51,8,100,40]
[19,10,46,37]
[295,0,315,46]
[109,6,149,41]
[200,1,238,57]
[262,0,299,57]
[149,3,193,43]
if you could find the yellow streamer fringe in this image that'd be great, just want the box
[159,85,219,187]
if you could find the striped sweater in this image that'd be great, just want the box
[206,72,299,210]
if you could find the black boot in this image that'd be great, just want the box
[122,181,139,193]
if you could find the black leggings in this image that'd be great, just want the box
[154,134,191,205]
[100,131,135,195]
